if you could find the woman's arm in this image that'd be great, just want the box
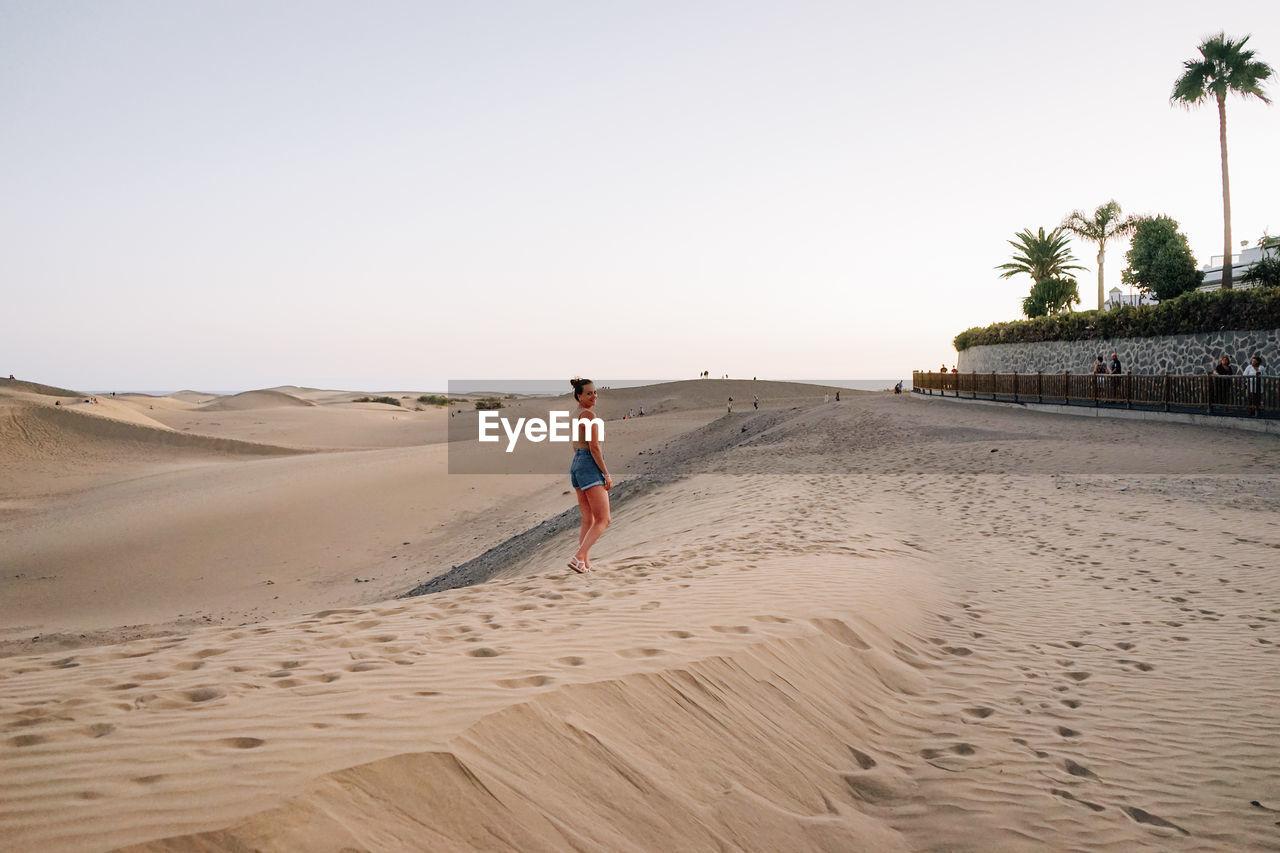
[588,436,611,489]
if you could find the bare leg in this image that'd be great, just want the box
[575,488,592,551]
[576,489,593,568]
[573,486,610,566]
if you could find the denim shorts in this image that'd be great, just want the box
[570,448,605,491]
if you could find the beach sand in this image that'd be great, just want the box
[1,378,1278,851]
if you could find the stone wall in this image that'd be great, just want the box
[956,329,1280,375]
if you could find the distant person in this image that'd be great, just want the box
[1212,355,1235,407]
[752,394,759,410]
[894,381,903,395]
[727,397,733,413]
[638,406,644,416]
[950,366,957,374]
[1244,355,1264,415]
[1092,356,1107,375]
[835,390,840,402]
[940,363,947,373]
[1109,353,1122,374]
[823,393,829,404]
[568,377,610,574]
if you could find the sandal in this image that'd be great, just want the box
[567,556,589,574]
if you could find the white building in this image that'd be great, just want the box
[1104,287,1158,310]
[1197,243,1279,292]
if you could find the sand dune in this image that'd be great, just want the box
[168,391,222,405]
[3,475,936,853]
[113,393,201,411]
[198,390,318,411]
[0,378,86,398]
[0,395,302,501]
[2,383,1278,851]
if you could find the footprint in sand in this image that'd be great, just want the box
[1063,758,1098,779]
[1051,788,1105,812]
[347,662,380,672]
[467,647,502,658]
[667,631,694,639]
[1055,726,1079,737]
[710,625,751,634]
[1122,806,1189,835]
[558,656,585,666]
[849,747,877,769]
[185,687,224,703]
[963,707,994,719]
[496,675,554,689]
[921,743,975,759]
[222,737,265,749]
[1117,659,1155,672]
[617,648,665,658]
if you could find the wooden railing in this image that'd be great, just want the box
[912,370,1278,418]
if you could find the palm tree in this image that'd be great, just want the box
[997,226,1085,286]
[1062,201,1137,311]
[1171,32,1273,290]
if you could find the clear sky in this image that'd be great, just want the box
[4,0,1278,392]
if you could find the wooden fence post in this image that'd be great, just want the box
[1163,373,1171,412]
[991,371,996,401]
[1063,371,1070,405]
[1036,371,1042,404]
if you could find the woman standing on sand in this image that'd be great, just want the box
[568,377,611,573]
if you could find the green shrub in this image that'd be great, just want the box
[954,285,1280,350]
[1242,255,1280,288]
[1121,215,1203,300]
[353,396,401,406]
[417,394,450,406]
[1022,277,1080,318]
[474,398,503,411]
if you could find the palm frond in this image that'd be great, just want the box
[996,226,1085,282]
[1172,31,1274,107]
